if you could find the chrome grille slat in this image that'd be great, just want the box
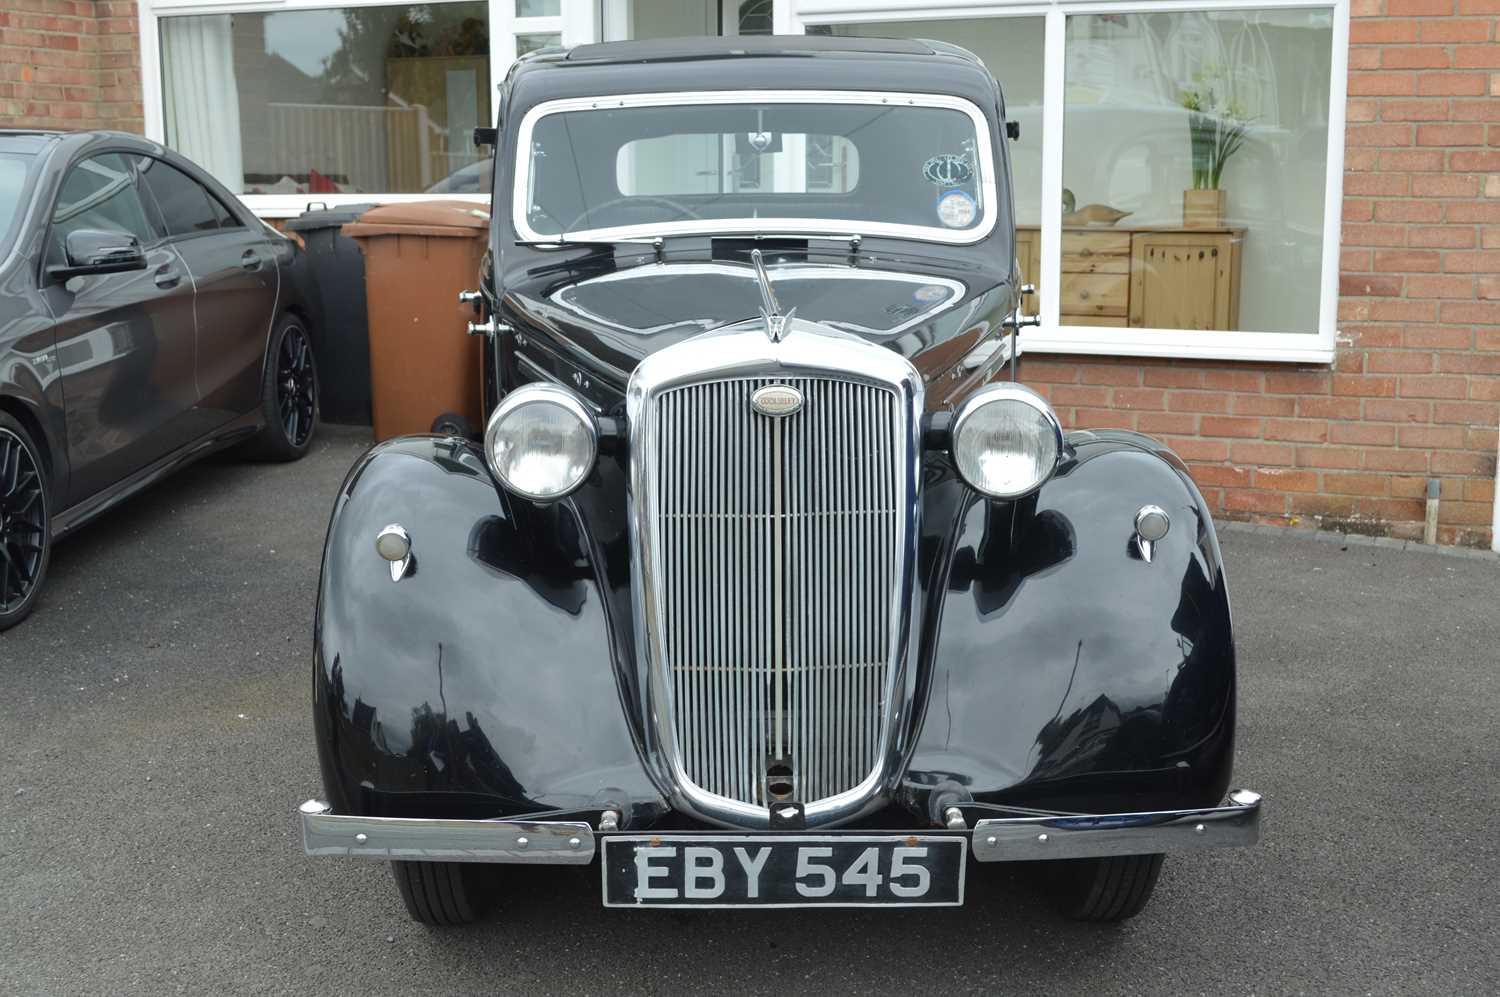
[651,375,901,809]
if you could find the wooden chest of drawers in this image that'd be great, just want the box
[1014,226,1245,331]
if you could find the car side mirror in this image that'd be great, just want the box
[50,229,147,281]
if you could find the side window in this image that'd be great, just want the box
[207,191,239,230]
[136,157,221,237]
[49,153,156,266]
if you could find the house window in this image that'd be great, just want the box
[158,3,491,199]
[1061,9,1333,337]
[820,1,1348,364]
[516,31,563,54]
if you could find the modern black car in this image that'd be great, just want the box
[0,130,319,630]
[299,36,1261,925]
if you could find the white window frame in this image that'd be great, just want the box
[137,0,595,219]
[790,0,1348,364]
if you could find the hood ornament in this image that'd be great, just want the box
[750,248,795,343]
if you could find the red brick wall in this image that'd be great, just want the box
[1032,3,1499,549]
[0,0,144,133]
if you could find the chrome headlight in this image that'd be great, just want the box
[483,384,597,501]
[951,383,1063,499]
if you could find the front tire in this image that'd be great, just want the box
[246,314,319,461]
[429,411,475,439]
[0,414,51,632]
[391,861,497,926]
[1055,854,1164,922]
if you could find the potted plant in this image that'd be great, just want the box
[1180,67,1249,228]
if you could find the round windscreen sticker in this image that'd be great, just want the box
[923,154,974,186]
[913,284,951,304]
[936,190,978,229]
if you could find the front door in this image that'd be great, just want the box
[135,156,279,426]
[40,152,200,506]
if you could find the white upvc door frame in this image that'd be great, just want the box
[790,0,1348,365]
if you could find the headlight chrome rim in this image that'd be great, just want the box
[483,383,598,502]
[951,382,1063,499]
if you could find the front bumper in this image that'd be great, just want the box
[297,789,1261,865]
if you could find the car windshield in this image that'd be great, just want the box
[514,92,995,244]
[0,152,38,261]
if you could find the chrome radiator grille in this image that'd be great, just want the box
[651,377,902,808]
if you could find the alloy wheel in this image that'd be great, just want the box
[276,324,317,448]
[0,428,47,614]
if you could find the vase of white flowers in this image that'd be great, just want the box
[1180,66,1249,228]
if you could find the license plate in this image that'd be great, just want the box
[601,834,966,908]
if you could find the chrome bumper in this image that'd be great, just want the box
[970,789,1262,861]
[297,790,1260,866]
[297,800,597,865]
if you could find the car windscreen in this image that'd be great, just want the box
[0,152,39,261]
[515,93,996,244]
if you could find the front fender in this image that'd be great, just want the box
[906,430,1236,816]
[313,436,667,822]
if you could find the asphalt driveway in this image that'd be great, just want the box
[1,425,1496,996]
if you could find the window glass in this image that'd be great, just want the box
[617,134,858,196]
[137,157,221,236]
[736,0,774,36]
[525,100,988,239]
[830,18,1044,290]
[1062,9,1332,334]
[49,154,156,263]
[516,32,561,56]
[604,0,715,40]
[516,0,558,14]
[0,152,38,260]
[208,189,238,228]
[159,3,490,195]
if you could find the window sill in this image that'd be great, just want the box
[242,192,491,220]
[1024,326,1336,365]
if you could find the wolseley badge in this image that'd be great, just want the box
[751,384,803,417]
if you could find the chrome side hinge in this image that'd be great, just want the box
[467,318,511,338]
[1004,284,1041,330]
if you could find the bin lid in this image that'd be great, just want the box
[342,200,491,239]
[284,202,380,231]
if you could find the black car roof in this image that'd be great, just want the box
[509,34,1000,116]
[0,129,163,157]
[0,130,64,154]
[561,34,954,64]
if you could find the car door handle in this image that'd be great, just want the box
[240,249,263,271]
[154,265,181,289]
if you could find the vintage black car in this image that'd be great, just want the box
[0,130,319,630]
[300,36,1261,924]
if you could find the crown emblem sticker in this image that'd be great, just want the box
[922,153,973,186]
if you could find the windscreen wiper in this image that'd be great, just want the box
[514,234,666,249]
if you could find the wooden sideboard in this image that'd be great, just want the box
[1015,226,1245,331]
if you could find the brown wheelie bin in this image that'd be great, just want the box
[343,201,489,441]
